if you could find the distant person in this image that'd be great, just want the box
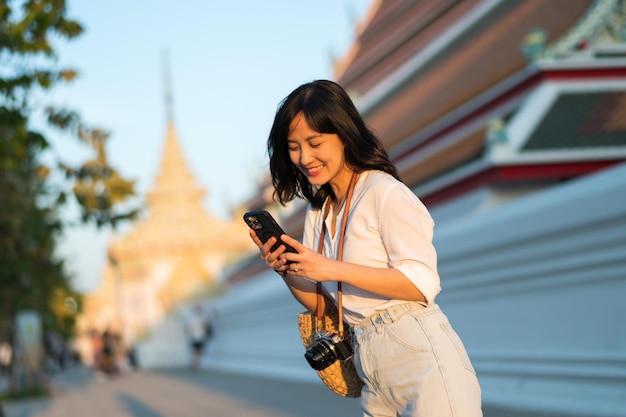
[0,341,11,375]
[89,329,103,370]
[249,80,482,416]
[101,330,115,374]
[126,343,139,371]
[44,330,65,372]
[186,305,209,370]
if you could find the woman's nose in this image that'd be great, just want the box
[299,147,313,164]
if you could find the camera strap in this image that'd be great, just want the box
[315,170,360,338]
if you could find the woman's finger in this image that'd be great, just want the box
[248,229,262,247]
[280,234,303,251]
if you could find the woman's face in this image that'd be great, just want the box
[287,112,351,189]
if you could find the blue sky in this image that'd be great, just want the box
[46,1,372,293]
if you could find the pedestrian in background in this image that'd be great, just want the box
[186,305,208,370]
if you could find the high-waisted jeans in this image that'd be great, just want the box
[350,302,482,417]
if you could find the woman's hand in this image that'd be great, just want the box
[250,229,427,303]
[278,234,337,282]
[249,230,326,312]
[248,229,289,274]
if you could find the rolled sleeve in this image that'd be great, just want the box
[379,184,441,304]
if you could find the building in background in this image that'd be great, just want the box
[206,1,626,416]
[76,112,250,367]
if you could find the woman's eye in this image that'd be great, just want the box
[310,142,321,148]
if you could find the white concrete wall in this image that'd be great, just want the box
[144,162,626,416]
[136,311,190,369]
[203,270,316,382]
[433,162,626,417]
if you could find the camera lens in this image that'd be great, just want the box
[305,341,337,370]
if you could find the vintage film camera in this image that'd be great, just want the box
[304,331,354,370]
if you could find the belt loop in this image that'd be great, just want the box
[386,305,400,323]
[379,309,392,324]
[370,313,384,333]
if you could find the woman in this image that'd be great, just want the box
[249,80,482,417]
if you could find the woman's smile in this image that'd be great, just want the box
[304,164,324,177]
[287,112,351,189]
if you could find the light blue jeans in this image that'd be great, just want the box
[350,302,482,417]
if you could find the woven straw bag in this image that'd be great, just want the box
[297,304,364,397]
[296,172,364,398]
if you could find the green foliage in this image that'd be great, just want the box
[0,385,50,401]
[47,109,139,227]
[0,106,65,338]
[0,0,138,340]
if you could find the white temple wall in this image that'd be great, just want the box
[432,162,626,417]
[138,162,626,416]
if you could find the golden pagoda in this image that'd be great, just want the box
[78,74,250,349]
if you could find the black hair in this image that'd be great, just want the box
[267,80,399,209]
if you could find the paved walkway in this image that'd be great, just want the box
[2,366,360,417]
[2,366,577,417]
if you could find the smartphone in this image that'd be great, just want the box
[243,210,296,254]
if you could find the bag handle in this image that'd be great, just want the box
[315,171,359,338]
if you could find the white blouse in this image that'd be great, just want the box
[302,170,441,326]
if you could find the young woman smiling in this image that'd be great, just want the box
[249,80,482,417]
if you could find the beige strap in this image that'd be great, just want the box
[314,171,359,337]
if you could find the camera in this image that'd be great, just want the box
[304,331,354,370]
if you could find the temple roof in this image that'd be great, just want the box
[108,122,249,262]
[225,0,626,285]
[523,91,626,150]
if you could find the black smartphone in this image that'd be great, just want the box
[243,210,296,254]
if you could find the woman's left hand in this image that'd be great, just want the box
[278,234,337,282]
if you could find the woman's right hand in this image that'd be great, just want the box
[249,229,320,312]
[248,229,289,274]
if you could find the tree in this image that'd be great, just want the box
[0,0,138,396]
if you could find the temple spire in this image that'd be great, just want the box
[162,48,174,125]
